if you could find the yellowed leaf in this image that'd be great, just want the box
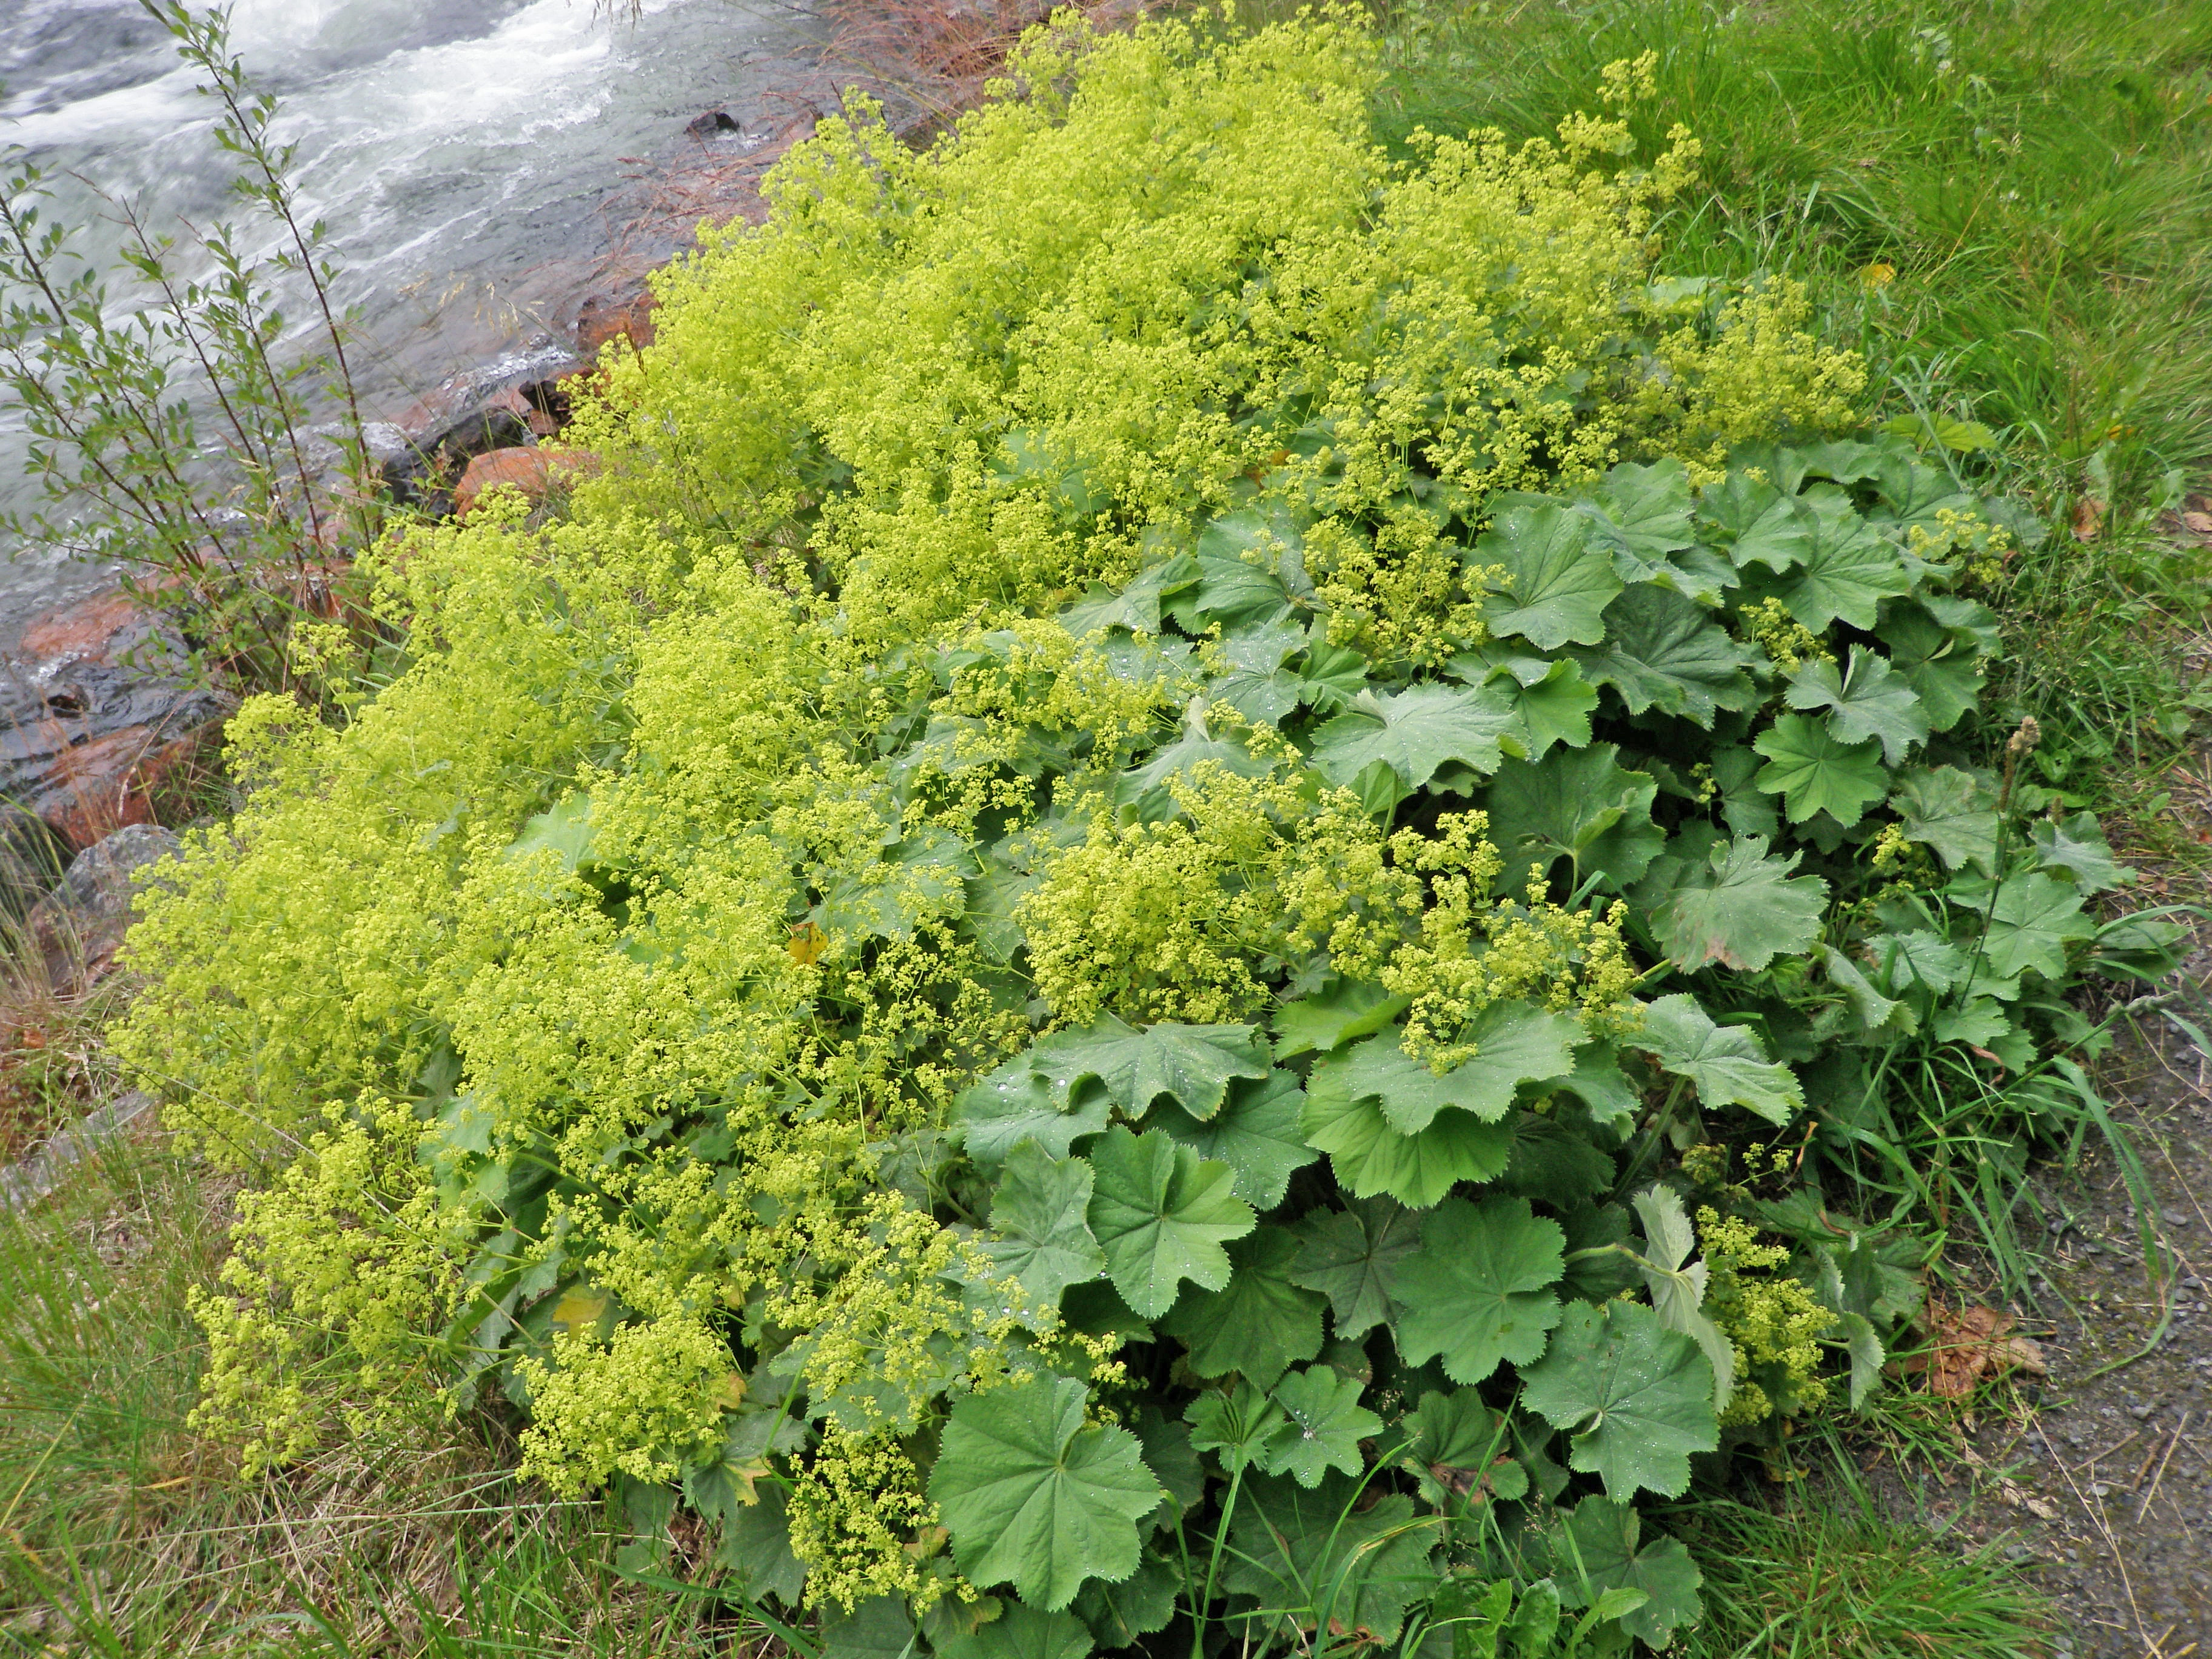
[725,1456,774,1506]
[551,1289,608,1332]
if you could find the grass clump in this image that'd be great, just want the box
[0,1136,733,1652]
[1674,1496,2049,1659]
[77,8,2138,1655]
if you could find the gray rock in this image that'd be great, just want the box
[25,822,183,978]
[0,1090,155,1212]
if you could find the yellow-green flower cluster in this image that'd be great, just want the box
[1697,1207,1838,1427]
[1381,823,1639,1067]
[1738,595,1832,674]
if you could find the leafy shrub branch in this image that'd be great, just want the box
[0,1,379,688]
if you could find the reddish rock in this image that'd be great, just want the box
[452,447,600,518]
[372,340,582,511]
[1,589,233,856]
[574,288,658,358]
[28,721,216,850]
[18,590,150,665]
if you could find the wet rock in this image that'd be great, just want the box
[572,285,659,358]
[25,822,181,982]
[685,108,741,139]
[452,446,600,518]
[380,337,583,511]
[0,590,234,855]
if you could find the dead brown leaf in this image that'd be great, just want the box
[2072,496,2107,542]
[2181,511,2212,535]
[1909,1304,2048,1399]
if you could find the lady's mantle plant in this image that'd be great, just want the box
[118,15,2169,1655]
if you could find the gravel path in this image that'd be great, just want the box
[1866,1004,2212,1657]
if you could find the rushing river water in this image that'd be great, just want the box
[0,0,824,642]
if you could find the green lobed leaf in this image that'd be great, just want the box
[1504,1580,1564,1652]
[1185,1378,1290,1472]
[1481,744,1665,892]
[1072,1554,1179,1649]
[1752,713,1888,827]
[1300,638,1373,712]
[1501,1112,1617,1206]
[1149,1068,1319,1210]
[1159,1226,1326,1389]
[819,1598,919,1659]
[1757,486,1914,630]
[814,830,977,943]
[1567,585,1763,728]
[1520,1300,1719,1501]
[1208,619,1318,725]
[1815,942,1914,1037]
[957,1065,1111,1165]
[1631,994,1802,1125]
[1932,996,2014,1048]
[711,1484,809,1605]
[1472,503,1623,650]
[1221,1472,1437,1648]
[1450,649,1603,760]
[1301,1065,1513,1208]
[1650,834,1828,973]
[1085,1127,1255,1319]
[1168,513,1301,630]
[2028,811,2135,893]
[930,1375,1164,1611]
[1389,1196,1566,1386]
[983,1141,1107,1305]
[936,1602,1094,1659]
[1289,1196,1419,1339]
[1272,977,1412,1060]
[1310,682,1523,800]
[508,794,597,873]
[1262,1364,1382,1487]
[1540,1043,1641,1133]
[1131,1405,1205,1526]
[1629,1185,1735,1413]
[1697,472,1812,573]
[1783,645,1929,766]
[1118,726,1276,817]
[1335,1005,1581,1134]
[1402,1387,1511,1508]
[1868,449,1980,542]
[1577,460,1720,597]
[1865,928,1965,994]
[1888,765,1998,874]
[1030,1015,1271,1123]
[1979,872,2096,981]
[1557,1496,1704,1647]
[1875,602,1986,732]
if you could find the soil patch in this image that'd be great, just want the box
[1855,986,2212,1657]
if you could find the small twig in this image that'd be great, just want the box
[2133,1411,2190,1524]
